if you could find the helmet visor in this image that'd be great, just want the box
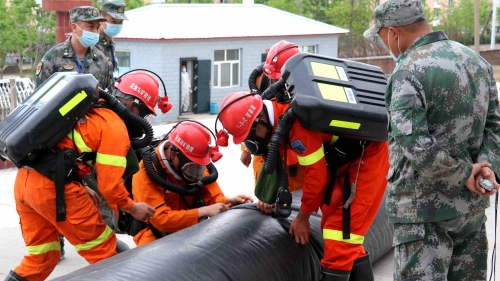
[181,162,205,182]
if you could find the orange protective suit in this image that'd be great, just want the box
[12,108,134,281]
[320,141,389,271]
[132,143,228,246]
[267,99,389,271]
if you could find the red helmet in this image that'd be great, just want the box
[217,92,263,145]
[114,72,160,116]
[262,41,299,79]
[168,121,214,165]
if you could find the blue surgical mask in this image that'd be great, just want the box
[76,24,99,47]
[104,23,123,37]
[388,30,401,62]
[182,68,186,73]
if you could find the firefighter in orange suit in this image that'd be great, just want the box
[132,121,253,246]
[216,91,389,279]
[240,42,306,191]
[6,108,156,281]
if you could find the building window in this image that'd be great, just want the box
[214,49,240,88]
[298,45,316,54]
[116,51,130,74]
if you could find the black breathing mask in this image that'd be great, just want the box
[242,110,273,156]
[169,146,205,183]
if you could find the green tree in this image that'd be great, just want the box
[8,0,40,78]
[30,8,56,80]
[439,0,491,45]
[324,0,378,57]
[0,0,14,79]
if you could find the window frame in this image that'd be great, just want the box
[213,49,240,88]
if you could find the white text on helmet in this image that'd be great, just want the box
[236,105,256,129]
[174,135,195,153]
[129,82,152,102]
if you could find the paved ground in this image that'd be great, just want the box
[0,114,498,280]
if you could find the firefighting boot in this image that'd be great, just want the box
[4,270,28,281]
[349,253,374,281]
[321,266,350,281]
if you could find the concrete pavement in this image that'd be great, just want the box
[0,114,498,280]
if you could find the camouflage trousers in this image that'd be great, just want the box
[393,209,487,281]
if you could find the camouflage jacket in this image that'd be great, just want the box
[95,33,118,76]
[35,37,113,89]
[385,31,500,223]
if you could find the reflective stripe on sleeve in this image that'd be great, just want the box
[297,144,325,166]
[96,153,127,167]
[323,229,364,244]
[75,226,113,252]
[26,241,60,255]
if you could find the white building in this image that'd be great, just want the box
[115,3,348,124]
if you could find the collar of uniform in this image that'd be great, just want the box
[65,36,98,60]
[99,32,116,48]
[398,31,448,63]
[62,37,74,58]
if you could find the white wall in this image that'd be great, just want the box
[115,35,339,125]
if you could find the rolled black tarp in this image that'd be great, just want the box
[53,190,393,281]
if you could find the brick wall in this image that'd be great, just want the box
[0,160,16,170]
[350,48,500,76]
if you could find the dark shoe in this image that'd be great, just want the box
[321,266,350,281]
[349,253,374,281]
[59,234,65,261]
[4,270,28,281]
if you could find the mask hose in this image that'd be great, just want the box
[264,107,296,174]
[249,63,265,95]
[141,146,218,196]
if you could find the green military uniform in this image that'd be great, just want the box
[96,0,128,78]
[365,0,500,280]
[35,38,113,89]
[35,6,112,89]
[96,33,119,77]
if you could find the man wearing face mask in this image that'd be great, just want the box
[364,0,500,280]
[180,65,192,113]
[131,121,253,246]
[96,0,127,80]
[35,6,113,89]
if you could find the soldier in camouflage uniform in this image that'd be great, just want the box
[35,6,112,90]
[364,0,500,280]
[97,0,128,80]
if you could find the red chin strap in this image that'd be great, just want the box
[215,129,229,147]
[158,96,173,114]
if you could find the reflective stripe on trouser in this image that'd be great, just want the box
[320,141,389,271]
[12,168,117,281]
[393,209,487,281]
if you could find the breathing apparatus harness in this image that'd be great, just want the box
[127,121,221,238]
[262,79,368,238]
[31,87,154,222]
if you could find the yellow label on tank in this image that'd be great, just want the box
[317,83,348,103]
[330,120,361,130]
[59,91,87,116]
[311,62,340,80]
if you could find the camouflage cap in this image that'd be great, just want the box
[70,6,106,23]
[363,0,425,38]
[101,0,128,21]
